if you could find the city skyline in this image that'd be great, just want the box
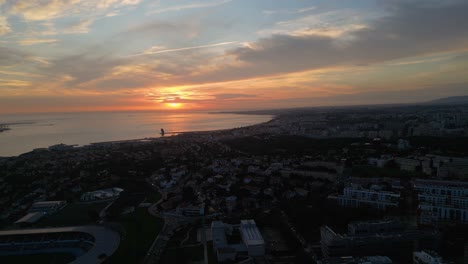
[1,0,468,113]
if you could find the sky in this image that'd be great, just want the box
[1,0,468,113]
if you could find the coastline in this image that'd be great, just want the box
[0,113,276,158]
[85,114,276,146]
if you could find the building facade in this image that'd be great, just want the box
[414,179,468,225]
[334,186,400,210]
[211,219,265,262]
[321,220,439,259]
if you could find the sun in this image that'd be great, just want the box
[166,102,182,109]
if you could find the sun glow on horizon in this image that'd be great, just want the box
[166,102,183,109]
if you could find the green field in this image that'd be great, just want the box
[0,253,75,264]
[107,207,164,264]
[148,191,162,203]
[161,225,205,264]
[35,201,110,227]
[207,241,216,264]
[161,244,205,264]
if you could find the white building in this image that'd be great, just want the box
[225,196,237,213]
[319,256,393,264]
[398,139,411,150]
[368,157,392,168]
[211,219,265,262]
[395,157,420,172]
[28,201,67,214]
[175,204,204,217]
[80,187,124,202]
[414,179,468,225]
[413,250,446,264]
[334,186,400,210]
[240,220,265,257]
[436,157,468,179]
[212,221,229,250]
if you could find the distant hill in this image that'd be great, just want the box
[426,96,468,105]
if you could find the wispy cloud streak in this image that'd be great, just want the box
[18,38,59,45]
[131,41,239,56]
[148,0,232,14]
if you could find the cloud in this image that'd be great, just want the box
[120,21,197,38]
[63,18,95,34]
[297,7,317,13]
[214,93,257,100]
[18,38,59,45]
[0,78,31,87]
[0,46,28,66]
[6,0,143,21]
[42,53,130,88]
[259,9,374,38]
[0,93,151,113]
[262,10,277,15]
[264,81,468,107]
[263,6,317,15]
[106,11,120,17]
[0,69,42,78]
[148,0,232,15]
[146,93,258,106]
[0,16,11,35]
[96,0,142,9]
[196,1,468,83]
[132,41,240,56]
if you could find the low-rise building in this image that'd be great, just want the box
[80,187,123,202]
[211,219,265,262]
[175,203,205,217]
[15,200,67,225]
[240,219,265,257]
[395,158,420,172]
[414,179,468,225]
[321,220,439,259]
[28,200,67,214]
[413,250,447,264]
[319,256,393,264]
[333,186,400,211]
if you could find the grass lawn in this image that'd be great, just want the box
[148,191,162,203]
[35,201,110,227]
[161,244,205,264]
[161,225,205,264]
[207,241,216,264]
[0,253,75,264]
[166,227,189,247]
[107,207,164,264]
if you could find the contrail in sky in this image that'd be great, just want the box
[131,41,239,57]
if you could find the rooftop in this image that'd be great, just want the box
[240,219,265,246]
[414,179,468,188]
[15,212,47,224]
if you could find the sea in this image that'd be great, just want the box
[0,111,272,157]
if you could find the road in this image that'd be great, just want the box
[201,216,208,264]
[144,185,212,263]
[143,206,198,264]
[144,201,189,263]
[142,220,179,264]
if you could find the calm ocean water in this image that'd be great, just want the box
[0,111,272,157]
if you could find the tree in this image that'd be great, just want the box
[182,186,195,201]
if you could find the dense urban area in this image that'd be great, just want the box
[1,102,468,264]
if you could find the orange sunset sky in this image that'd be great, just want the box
[1,0,468,113]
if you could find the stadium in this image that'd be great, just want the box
[0,225,120,263]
